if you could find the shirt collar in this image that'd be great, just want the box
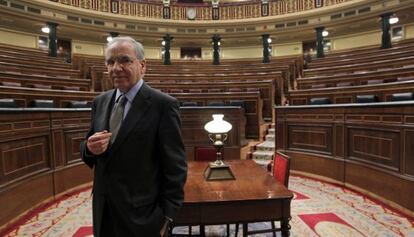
[115,79,144,103]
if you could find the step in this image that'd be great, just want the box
[252,150,274,160]
[268,128,275,135]
[252,159,272,167]
[265,134,275,141]
[256,141,275,151]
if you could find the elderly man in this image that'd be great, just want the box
[80,36,187,237]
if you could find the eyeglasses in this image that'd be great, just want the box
[106,56,137,66]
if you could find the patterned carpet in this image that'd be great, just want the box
[2,176,413,237]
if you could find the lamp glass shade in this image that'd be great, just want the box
[389,16,399,24]
[204,114,232,134]
[41,26,50,34]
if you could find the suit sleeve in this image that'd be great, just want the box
[80,99,97,169]
[157,99,188,220]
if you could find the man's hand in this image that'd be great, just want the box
[86,130,112,155]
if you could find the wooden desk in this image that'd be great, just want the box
[175,160,293,237]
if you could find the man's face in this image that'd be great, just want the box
[105,42,146,93]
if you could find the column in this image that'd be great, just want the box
[212,34,221,65]
[315,27,325,58]
[262,34,270,63]
[163,34,173,65]
[47,22,58,57]
[381,13,392,49]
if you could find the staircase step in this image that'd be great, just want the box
[268,128,275,135]
[256,141,275,151]
[265,134,275,141]
[252,150,274,160]
[252,159,272,167]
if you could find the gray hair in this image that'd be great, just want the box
[105,36,145,60]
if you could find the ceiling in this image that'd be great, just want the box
[0,0,413,48]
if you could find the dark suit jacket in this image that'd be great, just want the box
[80,81,187,237]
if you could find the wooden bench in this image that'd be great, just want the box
[297,65,414,89]
[170,91,264,138]
[147,79,275,121]
[275,101,414,212]
[288,80,414,105]
[0,71,90,91]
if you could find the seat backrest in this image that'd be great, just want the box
[336,82,353,87]
[366,79,384,85]
[63,86,81,91]
[355,95,378,103]
[0,98,18,108]
[30,99,54,108]
[228,100,245,108]
[1,81,22,87]
[195,147,217,161]
[66,101,90,108]
[181,101,198,107]
[310,97,331,105]
[390,92,414,102]
[273,152,291,188]
[207,101,225,106]
[170,89,183,93]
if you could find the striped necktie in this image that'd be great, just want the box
[109,95,127,143]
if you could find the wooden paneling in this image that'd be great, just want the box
[345,162,414,211]
[0,106,249,229]
[65,132,85,164]
[276,102,414,212]
[0,109,91,229]
[347,127,400,171]
[0,172,54,227]
[404,130,414,176]
[334,125,344,157]
[52,130,65,167]
[288,125,332,155]
[1,137,49,174]
[288,152,344,181]
[53,164,92,195]
[180,107,247,160]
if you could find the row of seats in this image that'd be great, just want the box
[166,88,259,94]
[290,39,414,106]
[0,98,246,109]
[0,98,90,108]
[302,75,414,90]
[1,81,82,91]
[309,92,414,105]
[180,100,245,107]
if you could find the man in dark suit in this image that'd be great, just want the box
[80,36,187,237]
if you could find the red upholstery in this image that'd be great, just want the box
[273,153,290,188]
[195,147,217,161]
[236,152,291,236]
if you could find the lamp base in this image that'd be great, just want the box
[204,162,235,181]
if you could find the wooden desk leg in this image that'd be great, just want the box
[281,217,291,237]
[242,223,248,237]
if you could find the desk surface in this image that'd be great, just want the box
[175,160,293,230]
[184,160,293,203]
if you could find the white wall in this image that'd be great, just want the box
[72,41,104,56]
[332,31,381,50]
[0,28,37,48]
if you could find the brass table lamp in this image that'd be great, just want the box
[203,114,235,181]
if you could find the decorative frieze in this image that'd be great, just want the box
[54,0,352,20]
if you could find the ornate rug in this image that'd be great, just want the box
[1,176,413,237]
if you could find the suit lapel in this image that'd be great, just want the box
[108,82,152,155]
